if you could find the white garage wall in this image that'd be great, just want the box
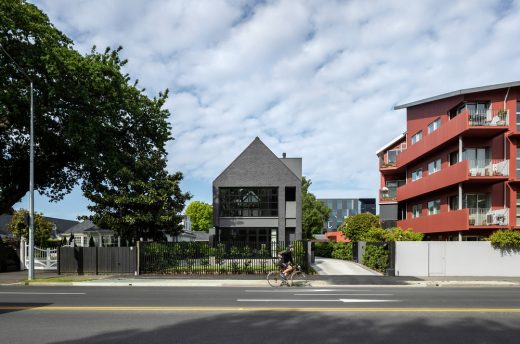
[395,241,520,277]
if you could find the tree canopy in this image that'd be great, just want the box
[7,208,53,246]
[338,212,380,241]
[302,177,331,239]
[84,152,191,242]
[185,201,213,232]
[0,1,172,214]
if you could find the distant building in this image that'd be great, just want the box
[0,214,79,240]
[213,137,302,246]
[318,198,376,233]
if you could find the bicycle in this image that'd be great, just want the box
[266,264,308,287]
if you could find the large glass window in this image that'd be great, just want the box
[428,199,441,215]
[219,187,278,217]
[448,151,459,166]
[387,149,399,164]
[517,148,520,178]
[463,193,490,209]
[517,192,520,226]
[449,195,459,211]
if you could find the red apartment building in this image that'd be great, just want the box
[377,81,520,240]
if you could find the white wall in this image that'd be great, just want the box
[395,241,520,277]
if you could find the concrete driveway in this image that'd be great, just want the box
[312,257,382,275]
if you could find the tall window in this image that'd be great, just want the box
[387,149,400,164]
[427,118,441,134]
[449,195,459,211]
[517,148,520,178]
[411,169,422,181]
[219,187,278,217]
[448,151,459,166]
[411,131,422,145]
[412,204,422,218]
[463,193,489,210]
[428,199,441,215]
[428,158,441,175]
[517,192,520,226]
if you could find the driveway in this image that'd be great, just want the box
[312,257,382,275]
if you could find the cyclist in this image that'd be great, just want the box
[278,244,294,281]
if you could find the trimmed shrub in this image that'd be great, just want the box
[362,244,389,273]
[331,242,353,260]
[314,242,333,257]
[489,230,520,249]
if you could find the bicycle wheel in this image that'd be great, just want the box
[290,271,307,287]
[267,271,283,287]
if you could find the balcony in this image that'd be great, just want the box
[397,159,509,201]
[397,208,509,233]
[397,110,509,168]
[380,188,397,202]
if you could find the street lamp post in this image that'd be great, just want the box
[0,43,35,280]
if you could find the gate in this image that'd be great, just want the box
[25,244,57,270]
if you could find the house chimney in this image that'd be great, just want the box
[282,153,286,158]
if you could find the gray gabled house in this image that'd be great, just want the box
[213,137,302,246]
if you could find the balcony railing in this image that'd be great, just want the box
[468,159,509,177]
[468,109,509,127]
[468,208,509,226]
[380,187,397,201]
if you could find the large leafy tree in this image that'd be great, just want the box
[84,152,191,242]
[302,177,331,239]
[7,208,53,246]
[0,1,171,213]
[185,201,213,232]
[339,212,381,241]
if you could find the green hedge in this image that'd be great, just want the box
[362,244,388,273]
[489,230,520,249]
[314,242,333,257]
[331,242,353,260]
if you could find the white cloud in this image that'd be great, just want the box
[32,0,520,214]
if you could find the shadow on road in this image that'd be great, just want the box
[48,311,520,344]
[0,302,53,315]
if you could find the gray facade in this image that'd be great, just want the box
[213,137,302,244]
[318,198,376,232]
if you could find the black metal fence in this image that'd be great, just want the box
[58,247,137,274]
[139,241,309,275]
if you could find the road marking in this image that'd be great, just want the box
[245,289,371,293]
[295,294,393,296]
[1,306,520,313]
[237,299,398,303]
[0,292,86,295]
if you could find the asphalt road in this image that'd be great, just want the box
[1,285,520,343]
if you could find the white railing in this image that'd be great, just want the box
[468,159,509,177]
[468,208,509,226]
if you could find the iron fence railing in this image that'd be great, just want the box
[139,241,309,275]
[468,108,509,126]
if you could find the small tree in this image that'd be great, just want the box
[339,213,380,241]
[302,177,331,239]
[7,209,53,246]
[185,201,213,232]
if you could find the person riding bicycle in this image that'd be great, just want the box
[278,245,294,280]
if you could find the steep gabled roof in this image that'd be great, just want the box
[395,81,520,110]
[213,137,301,185]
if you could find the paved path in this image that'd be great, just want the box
[312,257,381,275]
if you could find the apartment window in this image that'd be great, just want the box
[517,101,520,131]
[428,158,441,175]
[411,169,422,181]
[387,149,400,164]
[517,148,520,178]
[428,199,441,215]
[427,118,441,134]
[411,131,422,145]
[449,195,459,211]
[448,151,459,166]
[463,193,490,210]
[412,204,422,218]
[517,192,520,226]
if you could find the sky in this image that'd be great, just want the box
[15,0,520,220]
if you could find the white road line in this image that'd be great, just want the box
[237,299,398,303]
[0,292,86,295]
[245,289,371,293]
[295,294,393,296]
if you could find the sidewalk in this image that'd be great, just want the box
[312,257,381,276]
[2,270,520,287]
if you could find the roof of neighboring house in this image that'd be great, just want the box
[193,231,209,241]
[0,214,79,238]
[312,234,329,242]
[394,81,520,110]
[375,133,406,155]
[63,220,113,235]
